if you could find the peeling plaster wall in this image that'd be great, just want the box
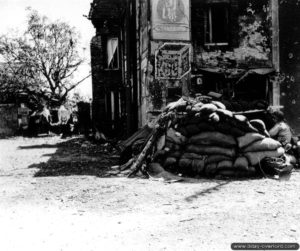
[138,0,272,127]
[192,0,272,70]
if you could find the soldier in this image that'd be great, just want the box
[57,104,71,138]
[269,111,292,148]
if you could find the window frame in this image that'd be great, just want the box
[204,3,229,47]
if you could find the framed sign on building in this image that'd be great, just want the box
[151,0,190,41]
[155,43,191,79]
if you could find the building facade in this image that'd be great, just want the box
[89,0,300,136]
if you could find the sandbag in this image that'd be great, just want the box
[205,163,218,176]
[178,158,201,175]
[184,122,217,136]
[199,103,218,115]
[217,160,234,170]
[217,168,256,178]
[285,153,297,165]
[213,122,245,137]
[208,112,220,123]
[250,119,270,137]
[188,131,236,147]
[243,138,282,153]
[216,109,234,119]
[178,158,192,168]
[186,144,236,158]
[182,116,206,125]
[168,151,182,158]
[191,159,206,173]
[237,133,265,149]
[164,157,178,167]
[197,122,216,132]
[181,152,207,160]
[206,154,231,164]
[212,101,226,110]
[177,127,188,137]
[165,141,182,151]
[166,128,187,145]
[191,106,202,113]
[232,114,258,133]
[244,147,285,165]
[233,156,249,171]
[193,102,204,108]
[165,98,187,112]
[184,124,202,136]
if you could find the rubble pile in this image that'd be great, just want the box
[119,96,292,179]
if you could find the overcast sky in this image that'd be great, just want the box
[0,0,95,98]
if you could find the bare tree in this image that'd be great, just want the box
[0,9,90,106]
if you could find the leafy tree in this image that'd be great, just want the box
[0,9,90,107]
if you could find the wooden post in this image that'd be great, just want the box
[271,0,280,107]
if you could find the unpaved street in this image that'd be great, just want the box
[0,136,299,251]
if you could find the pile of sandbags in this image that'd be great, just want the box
[158,98,285,178]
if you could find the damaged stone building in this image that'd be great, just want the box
[88,0,300,137]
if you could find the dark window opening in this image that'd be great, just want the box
[205,4,229,46]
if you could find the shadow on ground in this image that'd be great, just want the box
[24,137,120,177]
[19,144,59,149]
[184,181,231,202]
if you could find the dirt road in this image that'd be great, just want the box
[0,136,299,251]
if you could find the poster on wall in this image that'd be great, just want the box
[151,0,190,41]
[155,43,191,79]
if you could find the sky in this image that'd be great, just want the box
[0,0,95,98]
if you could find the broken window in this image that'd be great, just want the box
[106,38,119,70]
[205,4,229,46]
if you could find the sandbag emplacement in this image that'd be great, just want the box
[122,96,290,180]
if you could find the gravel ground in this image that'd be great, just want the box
[0,136,299,251]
